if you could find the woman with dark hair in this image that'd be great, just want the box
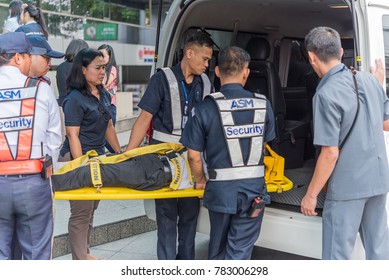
[56,39,89,106]
[15,3,48,39]
[98,44,119,153]
[2,0,23,33]
[60,48,121,260]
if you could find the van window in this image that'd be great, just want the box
[287,40,312,87]
[383,15,389,95]
[206,30,233,50]
[183,28,233,90]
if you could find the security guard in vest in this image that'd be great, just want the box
[181,46,276,260]
[8,35,64,260]
[0,32,62,260]
[125,31,213,260]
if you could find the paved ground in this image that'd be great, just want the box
[53,200,313,260]
[54,230,313,260]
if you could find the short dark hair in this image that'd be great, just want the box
[64,39,89,62]
[67,48,104,97]
[305,26,342,63]
[0,53,16,67]
[184,31,214,51]
[217,46,250,77]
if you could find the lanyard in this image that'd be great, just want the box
[181,81,190,116]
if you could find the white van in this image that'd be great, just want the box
[144,0,389,259]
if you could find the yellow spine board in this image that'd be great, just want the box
[54,143,201,200]
[54,143,293,200]
[264,144,293,193]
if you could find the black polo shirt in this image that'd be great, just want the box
[138,62,207,144]
[180,84,276,214]
[60,89,111,156]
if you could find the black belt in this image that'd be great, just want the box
[160,156,172,186]
[0,173,40,178]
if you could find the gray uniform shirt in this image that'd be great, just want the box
[313,63,389,200]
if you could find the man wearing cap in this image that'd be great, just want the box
[26,35,64,81]
[0,32,62,260]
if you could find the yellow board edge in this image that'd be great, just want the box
[54,187,204,200]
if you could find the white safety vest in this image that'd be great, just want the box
[207,92,267,181]
[152,67,211,144]
[0,78,44,175]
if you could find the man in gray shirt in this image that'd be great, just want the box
[301,26,389,259]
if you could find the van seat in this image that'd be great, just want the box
[244,37,309,169]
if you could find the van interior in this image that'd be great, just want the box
[165,0,356,214]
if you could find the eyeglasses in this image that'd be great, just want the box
[97,103,110,122]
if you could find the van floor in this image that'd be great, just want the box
[269,159,326,215]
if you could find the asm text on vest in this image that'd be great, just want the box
[231,99,254,109]
[0,90,21,100]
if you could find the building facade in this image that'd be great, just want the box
[1,0,173,92]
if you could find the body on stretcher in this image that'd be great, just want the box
[53,143,293,200]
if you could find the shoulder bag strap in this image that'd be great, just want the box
[339,67,360,150]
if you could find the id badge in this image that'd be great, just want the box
[182,115,188,128]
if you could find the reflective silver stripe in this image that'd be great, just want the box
[227,138,244,166]
[201,73,211,97]
[160,69,211,137]
[209,166,265,181]
[211,92,224,99]
[0,87,37,102]
[152,130,181,144]
[254,93,267,99]
[161,67,182,131]
[207,92,267,175]
[220,111,234,125]
[254,110,266,123]
[216,98,266,111]
[248,137,263,165]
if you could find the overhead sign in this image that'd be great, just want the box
[84,23,118,41]
[137,46,154,64]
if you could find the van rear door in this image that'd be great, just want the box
[356,0,389,79]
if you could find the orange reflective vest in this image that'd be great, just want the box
[0,78,43,175]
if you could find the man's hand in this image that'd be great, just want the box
[187,148,207,191]
[301,193,318,216]
[300,146,338,216]
[370,58,385,86]
[194,178,206,190]
[125,110,153,151]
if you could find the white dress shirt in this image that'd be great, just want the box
[0,66,63,169]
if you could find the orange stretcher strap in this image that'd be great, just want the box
[0,159,42,175]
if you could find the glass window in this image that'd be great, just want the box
[1,1,159,44]
[25,0,142,23]
[0,6,8,27]
[0,0,157,45]
[287,40,314,87]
